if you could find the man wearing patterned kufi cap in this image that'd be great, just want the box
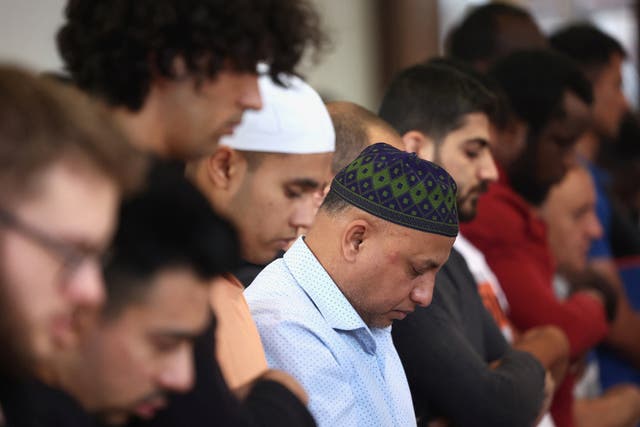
[246,143,458,427]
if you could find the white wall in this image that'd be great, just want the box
[0,0,381,110]
[0,0,66,71]
[303,0,380,110]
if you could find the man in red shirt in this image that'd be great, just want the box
[462,50,615,427]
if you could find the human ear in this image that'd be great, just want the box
[205,146,246,190]
[402,131,436,161]
[341,219,369,262]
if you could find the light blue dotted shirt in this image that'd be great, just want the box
[245,237,417,427]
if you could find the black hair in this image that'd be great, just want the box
[445,2,542,66]
[57,0,327,110]
[490,50,593,206]
[103,160,240,317]
[378,59,497,142]
[550,23,626,79]
[489,49,593,136]
[319,187,351,215]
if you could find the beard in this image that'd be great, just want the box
[507,141,555,207]
[509,166,553,207]
[0,277,36,379]
[457,181,490,223]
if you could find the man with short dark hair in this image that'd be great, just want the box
[380,59,567,427]
[550,24,628,142]
[445,2,546,72]
[57,0,326,159]
[48,163,240,426]
[462,50,613,427]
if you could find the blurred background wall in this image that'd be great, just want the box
[0,0,637,110]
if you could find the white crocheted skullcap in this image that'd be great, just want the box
[220,73,335,154]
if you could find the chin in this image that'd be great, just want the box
[367,319,393,329]
[99,411,130,426]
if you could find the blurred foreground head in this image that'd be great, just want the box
[57,162,239,425]
[0,64,144,377]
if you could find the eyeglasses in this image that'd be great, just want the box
[0,207,106,283]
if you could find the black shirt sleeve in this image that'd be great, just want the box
[392,251,546,427]
[241,380,316,427]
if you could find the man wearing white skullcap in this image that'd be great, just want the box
[187,73,334,391]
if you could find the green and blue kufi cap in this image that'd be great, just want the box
[329,143,459,237]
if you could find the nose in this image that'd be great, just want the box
[586,211,603,241]
[239,74,262,111]
[479,151,499,183]
[620,91,631,114]
[62,261,106,309]
[410,278,435,308]
[157,347,195,393]
[290,196,321,230]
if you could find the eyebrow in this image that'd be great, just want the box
[150,329,201,341]
[415,259,441,273]
[464,138,490,148]
[286,178,324,191]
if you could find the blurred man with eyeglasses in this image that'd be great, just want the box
[0,65,144,424]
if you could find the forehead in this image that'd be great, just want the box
[441,112,492,147]
[382,222,455,261]
[14,161,117,243]
[121,269,210,326]
[253,152,332,178]
[551,168,596,208]
[597,53,624,81]
[544,91,591,137]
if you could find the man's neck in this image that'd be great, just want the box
[111,97,168,157]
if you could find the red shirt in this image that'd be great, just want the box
[461,169,609,427]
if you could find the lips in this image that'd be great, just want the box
[134,398,166,420]
[391,309,414,320]
[221,122,241,136]
[50,313,75,348]
[276,237,297,249]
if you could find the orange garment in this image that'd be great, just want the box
[210,273,268,389]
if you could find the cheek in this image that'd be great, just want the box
[103,329,154,386]
[2,244,59,319]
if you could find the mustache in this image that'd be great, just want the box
[472,181,490,195]
[135,390,167,407]
[459,181,490,202]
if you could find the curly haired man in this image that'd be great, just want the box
[57,0,326,159]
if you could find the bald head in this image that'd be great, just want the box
[326,102,403,174]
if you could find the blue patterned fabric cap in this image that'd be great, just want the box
[330,143,459,237]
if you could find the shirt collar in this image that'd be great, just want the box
[283,237,369,333]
